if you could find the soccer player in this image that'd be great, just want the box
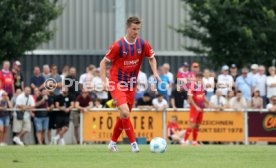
[183,72,209,146]
[99,16,160,152]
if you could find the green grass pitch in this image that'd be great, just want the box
[0,145,275,168]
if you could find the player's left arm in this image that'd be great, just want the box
[144,41,161,82]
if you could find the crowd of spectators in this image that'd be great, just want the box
[0,60,276,146]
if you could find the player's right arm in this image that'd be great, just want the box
[100,43,119,89]
[188,91,202,112]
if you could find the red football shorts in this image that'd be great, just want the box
[189,105,204,124]
[110,86,136,111]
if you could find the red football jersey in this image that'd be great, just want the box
[105,37,154,84]
[167,122,180,137]
[188,81,205,109]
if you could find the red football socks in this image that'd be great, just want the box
[184,128,192,141]
[111,118,123,142]
[121,118,136,143]
[192,128,198,141]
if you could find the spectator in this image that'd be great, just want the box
[30,66,45,94]
[177,62,190,91]
[191,62,200,75]
[11,89,22,106]
[65,67,79,99]
[75,89,93,144]
[225,90,235,108]
[210,90,227,111]
[104,99,117,108]
[250,90,263,109]
[171,86,187,110]
[248,64,259,80]
[236,68,255,102]
[229,90,247,110]
[266,96,276,112]
[79,65,95,91]
[217,65,234,96]
[52,87,74,145]
[147,73,157,98]
[167,116,185,144]
[230,64,239,81]
[92,68,108,105]
[60,65,69,82]
[203,69,215,100]
[42,64,51,79]
[152,94,168,111]
[46,89,56,143]
[136,93,153,109]
[266,66,276,100]
[163,63,174,97]
[34,89,49,144]
[135,70,148,100]
[255,65,267,105]
[0,88,5,100]
[0,61,14,98]
[12,61,24,91]
[46,64,62,96]
[0,91,13,146]
[13,87,35,146]
[157,66,170,100]
[94,99,103,108]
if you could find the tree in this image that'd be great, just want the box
[176,0,276,68]
[0,0,62,61]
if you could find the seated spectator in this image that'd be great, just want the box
[30,66,45,94]
[209,90,227,111]
[75,89,93,144]
[0,91,13,146]
[34,89,49,145]
[13,87,35,146]
[104,99,117,108]
[229,90,247,110]
[225,90,235,108]
[250,90,263,109]
[152,94,168,111]
[266,96,276,112]
[167,115,185,144]
[94,99,103,108]
[171,86,187,110]
[236,68,255,102]
[136,93,153,109]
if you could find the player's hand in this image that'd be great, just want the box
[153,73,162,83]
[196,106,202,112]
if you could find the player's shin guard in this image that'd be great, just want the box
[111,118,123,142]
[184,128,192,141]
[192,128,198,141]
[122,118,136,143]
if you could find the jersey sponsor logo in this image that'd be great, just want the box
[123,59,139,66]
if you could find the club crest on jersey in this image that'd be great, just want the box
[123,51,128,55]
[137,48,142,55]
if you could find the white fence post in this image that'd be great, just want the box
[244,109,249,145]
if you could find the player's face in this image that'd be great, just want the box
[127,23,141,39]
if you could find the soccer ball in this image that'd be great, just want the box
[150,137,167,153]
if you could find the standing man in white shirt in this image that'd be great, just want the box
[217,65,234,96]
[135,70,148,100]
[266,66,276,100]
[163,63,174,97]
[255,65,267,105]
[13,87,35,146]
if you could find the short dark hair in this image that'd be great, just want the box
[195,72,203,78]
[126,16,141,27]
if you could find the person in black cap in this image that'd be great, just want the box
[230,64,239,82]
